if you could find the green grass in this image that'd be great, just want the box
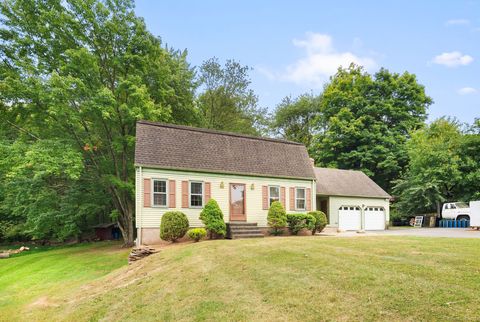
[0,241,129,321]
[3,237,480,321]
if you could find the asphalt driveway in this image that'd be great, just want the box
[327,227,480,238]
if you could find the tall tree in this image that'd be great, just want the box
[393,119,465,215]
[197,57,267,135]
[271,93,320,146]
[458,119,480,202]
[310,64,432,191]
[0,0,196,245]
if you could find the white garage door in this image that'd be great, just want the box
[364,207,385,230]
[338,206,361,231]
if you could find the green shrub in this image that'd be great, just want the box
[160,211,189,242]
[199,199,226,239]
[187,228,207,242]
[0,221,30,242]
[308,211,327,235]
[286,213,316,235]
[267,201,287,235]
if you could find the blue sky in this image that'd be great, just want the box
[135,0,479,124]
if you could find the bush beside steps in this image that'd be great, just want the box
[160,211,189,242]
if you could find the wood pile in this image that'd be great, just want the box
[128,246,157,264]
[9,246,30,254]
[0,246,30,259]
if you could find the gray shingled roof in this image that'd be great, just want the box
[314,167,390,198]
[135,121,316,180]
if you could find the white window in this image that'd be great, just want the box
[190,181,203,207]
[269,186,280,205]
[152,179,167,207]
[295,187,306,210]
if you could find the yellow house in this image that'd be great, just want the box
[135,121,316,245]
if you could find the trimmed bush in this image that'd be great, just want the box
[286,213,316,235]
[199,199,226,239]
[160,211,189,242]
[267,201,287,235]
[309,211,327,235]
[187,228,207,242]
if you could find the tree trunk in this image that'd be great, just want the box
[117,209,135,247]
[110,185,135,247]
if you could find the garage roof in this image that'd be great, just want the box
[135,121,316,180]
[314,167,391,198]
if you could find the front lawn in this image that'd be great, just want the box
[0,241,129,321]
[3,236,480,321]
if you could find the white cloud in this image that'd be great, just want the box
[446,19,470,26]
[258,32,376,87]
[432,51,473,67]
[457,87,478,95]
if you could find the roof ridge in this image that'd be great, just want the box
[137,120,303,146]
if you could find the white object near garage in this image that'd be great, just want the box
[338,206,361,231]
[364,207,386,230]
[470,201,480,227]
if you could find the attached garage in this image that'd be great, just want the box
[338,206,361,231]
[364,207,386,230]
[314,167,391,231]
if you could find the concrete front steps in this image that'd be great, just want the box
[226,222,264,239]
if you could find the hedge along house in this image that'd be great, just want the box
[134,121,317,245]
[314,167,391,231]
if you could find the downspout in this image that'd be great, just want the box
[359,204,366,233]
[138,166,143,246]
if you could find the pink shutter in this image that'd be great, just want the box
[280,187,286,209]
[181,181,189,208]
[143,178,151,208]
[204,182,211,203]
[169,180,176,208]
[289,187,295,211]
[262,186,268,210]
[306,188,312,211]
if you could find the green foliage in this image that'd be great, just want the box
[458,122,480,202]
[0,140,109,242]
[199,199,226,238]
[160,211,189,242]
[187,228,207,242]
[286,213,316,235]
[267,201,287,235]
[197,58,267,135]
[393,118,479,215]
[308,211,327,234]
[271,93,320,146]
[310,64,432,191]
[0,0,197,244]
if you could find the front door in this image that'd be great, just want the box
[230,183,246,221]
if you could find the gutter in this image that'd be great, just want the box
[133,163,316,181]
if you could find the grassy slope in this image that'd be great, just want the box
[24,236,480,322]
[0,242,129,321]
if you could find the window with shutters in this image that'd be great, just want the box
[268,186,280,205]
[295,187,306,210]
[152,179,168,207]
[190,181,203,208]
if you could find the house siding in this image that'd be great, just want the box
[136,167,316,231]
[326,196,390,228]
